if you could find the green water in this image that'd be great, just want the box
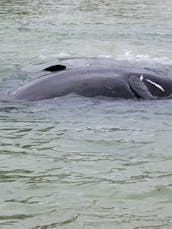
[1,0,172,228]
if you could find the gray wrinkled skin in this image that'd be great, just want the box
[12,58,172,101]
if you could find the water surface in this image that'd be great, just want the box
[1,0,172,228]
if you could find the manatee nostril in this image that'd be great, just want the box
[43,65,66,72]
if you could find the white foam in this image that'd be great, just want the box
[116,50,172,65]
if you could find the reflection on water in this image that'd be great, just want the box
[1,0,172,228]
[1,97,172,228]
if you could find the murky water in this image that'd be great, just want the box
[1,0,172,228]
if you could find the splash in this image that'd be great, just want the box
[116,50,172,66]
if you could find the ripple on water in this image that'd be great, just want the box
[0,96,172,228]
[1,0,172,227]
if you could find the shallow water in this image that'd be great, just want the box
[1,0,172,228]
